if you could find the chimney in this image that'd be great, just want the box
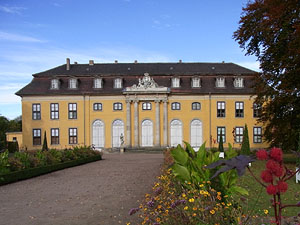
[89,60,94,66]
[114,60,118,64]
[179,59,182,63]
[74,61,78,65]
[66,58,70,70]
[134,60,138,64]
[222,61,225,63]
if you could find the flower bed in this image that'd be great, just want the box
[0,146,102,185]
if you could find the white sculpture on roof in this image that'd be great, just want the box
[124,73,169,93]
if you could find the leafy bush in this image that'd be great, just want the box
[0,150,10,174]
[241,124,251,155]
[8,157,23,171]
[14,152,31,169]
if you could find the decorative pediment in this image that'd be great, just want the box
[124,73,169,93]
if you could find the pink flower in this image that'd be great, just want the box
[256,149,268,160]
[269,147,283,162]
[266,184,277,195]
[261,170,273,183]
[277,180,288,193]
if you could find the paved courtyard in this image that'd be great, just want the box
[0,152,164,225]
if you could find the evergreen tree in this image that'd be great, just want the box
[42,131,48,151]
[218,129,224,152]
[241,124,250,155]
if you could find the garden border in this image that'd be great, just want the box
[0,155,102,186]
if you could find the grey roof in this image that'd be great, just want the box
[33,62,256,77]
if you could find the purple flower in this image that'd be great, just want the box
[128,207,139,215]
[147,200,155,207]
[153,223,160,225]
[154,187,163,195]
[171,199,186,208]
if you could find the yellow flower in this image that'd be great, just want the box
[156,218,161,222]
[199,184,204,187]
[189,198,195,203]
[182,193,186,198]
[157,205,162,209]
[217,195,222,200]
[264,209,269,215]
[210,209,215,215]
[217,192,221,195]
[184,206,189,210]
[193,213,197,217]
[226,203,232,207]
[207,181,211,184]
[193,207,197,211]
[126,223,130,225]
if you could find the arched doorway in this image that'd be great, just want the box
[92,120,104,149]
[112,119,124,148]
[141,119,153,146]
[170,119,182,147]
[190,119,203,151]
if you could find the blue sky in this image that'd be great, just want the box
[0,0,258,120]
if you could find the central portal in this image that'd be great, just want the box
[141,119,153,147]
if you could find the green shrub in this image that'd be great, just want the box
[241,124,251,155]
[14,152,31,169]
[7,141,19,153]
[0,150,10,175]
[42,131,48,151]
[62,149,78,161]
[49,149,63,162]
[8,157,23,171]
[35,150,47,166]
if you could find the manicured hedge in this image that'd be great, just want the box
[0,155,102,186]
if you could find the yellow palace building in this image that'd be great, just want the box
[16,59,268,151]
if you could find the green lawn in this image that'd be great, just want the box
[237,160,300,217]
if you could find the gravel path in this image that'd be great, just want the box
[0,153,164,225]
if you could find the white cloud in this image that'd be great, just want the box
[0,5,26,14]
[0,31,45,43]
[237,61,261,72]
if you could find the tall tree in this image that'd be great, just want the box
[241,124,250,155]
[234,0,300,151]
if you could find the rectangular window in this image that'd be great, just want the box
[253,103,261,118]
[253,127,262,143]
[50,103,59,119]
[68,103,77,119]
[217,101,225,117]
[51,128,59,145]
[69,78,77,89]
[235,127,244,143]
[69,128,77,144]
[94,78,102,88]
[114,78,122,88]
[172,78,180,87]
[93,103,102,111]
[191,78,200,88]
[234,77,244,88]
[51,79,59,89]
[217,127,226,143]
[171,102,181,110]
[113,102,123,110]
[142,102,152,110]
[235,102,244,117]
[33,129,41,145]
[32,103,41,120]
[216,77,225,88]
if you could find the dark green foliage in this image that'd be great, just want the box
[241,124,250,155]
[14,152,30,169]
[0,155,102,185]
[42,131,48,151]
[0,116,22,150]
[7,141,19,153]
[218,130,224,152]
[0,150,10,174]
[8,157,23,171]
[233,0,300,151]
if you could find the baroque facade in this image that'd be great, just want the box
[16,59,268,150]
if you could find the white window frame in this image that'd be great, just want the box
[32,103,41,120]
[114,78,122,88]
[253,127,262,143]
[33,129,41,145]
[172,77,180,88]
[234,77,244,88]
[217,101,225,117]
[191,77,201,88]
[235,127,244,143]
[50,103,59,119]
[171,102,181,110]
[235,101,244,118]
[93,103,102,111]
[113,102,123,111]
[69,78,78,89]
[50,79,59,89]
[69,128,77,144]
[68,103,77,119]
[142,102,152,110]
[192,102,201,110]
[253,103,261,118]
[216,77,225,88]
[217,127,226,143]
[51,128,59,145]
[94,78,103,88]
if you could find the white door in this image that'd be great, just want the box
[170,119,182,147]
[112,120,124,148]
[190,119,203,151]
[141,120,153,146]
[92,120,104,148]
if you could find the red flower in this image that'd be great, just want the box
[256,149,268,160]
[277,180,288,193]
[266,184,277,195]
[261,170,273,183]
[270,147,283,162]
[273,165,284,177]
[266,160,281,175]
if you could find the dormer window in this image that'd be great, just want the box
[172,77,180,88]
[216,77,225,88]
[69,78,78,89]
[114,78,122,88]
[234,77,244,88]
[191,77,201,88]
[50,79,59,89]
[94,78,103,88]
